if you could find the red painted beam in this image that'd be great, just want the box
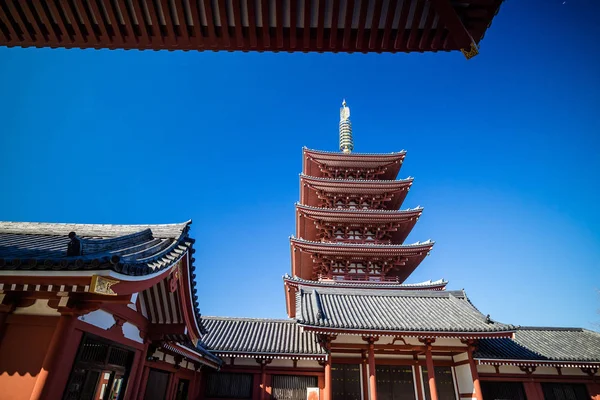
[429,0,473,49]
[260,0,270,48]
[381,0,398,50]
[188,0,205,48]
[173,0,191,47]
[230,0,243,48]
[275,0,284,49]
[342,0,354,50]
[290,0,297,49]
[247,0,258,48]
[369,0,384,50]
[355,0,369,51]
[329,0,340,50]
[217,0,231,48]
[202,0,217,47]
[393,0,411,50]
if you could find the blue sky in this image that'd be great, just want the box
[1,1,599,330]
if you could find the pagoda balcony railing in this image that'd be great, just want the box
[318,274,400,283]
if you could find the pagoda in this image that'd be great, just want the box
[285,100,438,316]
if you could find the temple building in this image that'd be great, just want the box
[1,101,600,400]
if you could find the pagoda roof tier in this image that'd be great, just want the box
[296,203,422,244]
[284,274,448,291]
[303,148,406,180]
[201,316,327,360]
[290,237,434,283]
[475,327,600,368]
[295,286,516,338]
[0,0,504,56]
[300,175,413,210]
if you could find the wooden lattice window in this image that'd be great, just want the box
[205,373,253,399]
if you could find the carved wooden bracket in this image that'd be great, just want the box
[391,336,407,346]
[361,336,380,345]
[255,358,273,366]
[581,367,598,377]
[418,337,436,347]
[519,366,536,375]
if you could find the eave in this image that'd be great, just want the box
[295,203,422,244]
[290,237,434,282]
[300,174,413,210]
[302,148,406,180]
[476,358,600,369]
[284,274,447,291]
[0,0,505,56]
[298,325,516,339]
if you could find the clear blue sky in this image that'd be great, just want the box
[1,1,599,330]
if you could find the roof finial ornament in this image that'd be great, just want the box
[339,99,353,154]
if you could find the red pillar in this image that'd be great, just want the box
[137,366,151,400]
[260,363,267,400]
[467,346,483,400]
[413,360,424,400]
[129,341,150,400]
[361,353,369,400]
[368,343,377,400]
[424,343,438,400]
[29,314,77,400]
[523,382,543,400]
[324,357,332,400]
[586,383,600,400]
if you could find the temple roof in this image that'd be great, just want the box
[0,221,193,275]
[296,204,422,244]
[201,316,327,359]
[284,274,448,291]
[290,237,433,282]
[296,203,423,218]
[295,286,516,336]
[475,327,600,366]
[290,237,434,253]
[162,342,222,369]
[303,148,406,180]
[300,175,413,210]
[0,1,505,55]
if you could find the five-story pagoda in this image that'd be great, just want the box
[283,101,516,400]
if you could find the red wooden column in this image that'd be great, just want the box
[323,357,332,400]
[466,343,483,400]
[413,355,424,400]
[258,359,272,400]
[523,382,544,400]
[422,339,438,400]
[363,336,379,400]
[361,352,369,400]
[137,365,151,400]
[129,341,150,399]
[30,314,77,400]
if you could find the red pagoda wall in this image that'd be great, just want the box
[0,315,58,400]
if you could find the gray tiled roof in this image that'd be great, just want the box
[475,327,600,363]
[0,221,193,276]
[295,286,515,335]
[284,274,447,290]
[201,316,327,358]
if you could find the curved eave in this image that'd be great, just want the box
[476,358,600,369]
[303,148,406,179]
[210,351,327,361]
[284,275,447,291]
[301,174,413,189]
[296,204,423,219]
[290,237,434,254]
[297,325,516,339]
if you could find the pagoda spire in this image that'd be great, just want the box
[339,100,354,154]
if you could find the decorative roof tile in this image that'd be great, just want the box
[0,221,193,276]
[475,327,600,364]
[201,316,327,358]
[295,286,516,335]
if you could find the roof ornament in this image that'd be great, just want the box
[339,99,354,154]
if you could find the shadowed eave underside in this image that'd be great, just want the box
[0,0,504,56]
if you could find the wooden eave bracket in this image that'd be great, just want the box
[429,0,479,59]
